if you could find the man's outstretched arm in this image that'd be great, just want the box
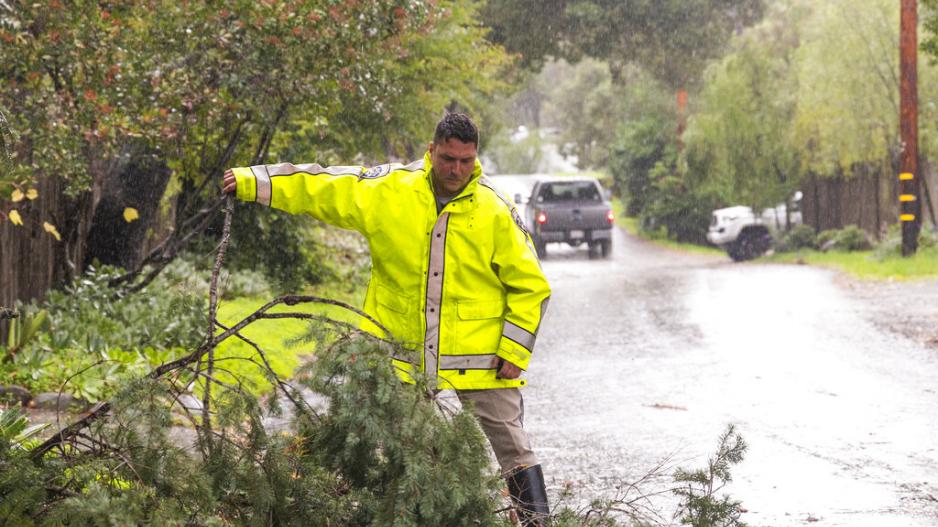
[222,162,382,233]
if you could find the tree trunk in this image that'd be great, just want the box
[83,141,172,270]
[813,173,821,233]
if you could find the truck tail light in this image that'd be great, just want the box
[536,211,547,225]
[606,210,615,223]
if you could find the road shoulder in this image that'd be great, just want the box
[835,274,938,350]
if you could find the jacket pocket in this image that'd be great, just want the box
[376,284,411,314]
[454,299,505,355]
[456,299,505,320]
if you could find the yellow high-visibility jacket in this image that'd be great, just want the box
[232,151,551,390]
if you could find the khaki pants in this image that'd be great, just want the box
[457,388,538,476]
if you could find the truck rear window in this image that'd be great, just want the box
[538,181,601,202]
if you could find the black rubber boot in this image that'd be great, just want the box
[506,464,550,526]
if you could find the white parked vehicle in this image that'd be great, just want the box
[707,193,803,261]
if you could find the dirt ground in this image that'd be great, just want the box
[837,274,938,351]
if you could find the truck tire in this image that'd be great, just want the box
[600,239,611,258]
[588,241,601,259]
[588,239,611,259]
[729,228,771,261]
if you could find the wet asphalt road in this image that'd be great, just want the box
[521,227,938,526]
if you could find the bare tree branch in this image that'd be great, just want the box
[31,201,398,460]
[197,194,234,446]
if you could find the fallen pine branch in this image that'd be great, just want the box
[31,197,395,460]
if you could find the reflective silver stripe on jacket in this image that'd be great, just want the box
[252,165,272,207]
[440,354,498,370]
[423,212,450,376]
[250,163,364,207]
[502,321,536,352]
[264,162,363,177]
[399,158,425,172]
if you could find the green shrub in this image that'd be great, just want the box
[640,170,721,245]
[775,224,817,252]
[920,228,938,249]
[161,255,273,300]
[609,116,674,217]
[873,224,938,259]
[816,225,871,252]
[40,266,207,353]
[2,266,206,399]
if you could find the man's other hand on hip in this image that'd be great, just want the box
[496,358,522,379]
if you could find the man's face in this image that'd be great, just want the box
[429,138,478,199]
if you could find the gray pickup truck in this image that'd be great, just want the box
[524,177,614,258]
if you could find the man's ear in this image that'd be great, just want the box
[427,141,435,154]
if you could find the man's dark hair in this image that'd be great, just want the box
[433,112,479,147]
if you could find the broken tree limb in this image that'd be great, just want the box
[198,193,234,444]
[31,197,398,460]
[214,320,322,423]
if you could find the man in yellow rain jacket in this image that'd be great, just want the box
[223,113,551,524]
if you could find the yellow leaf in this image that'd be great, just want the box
[11,189,24,202]
[122,207,139,222]
[42,222,61,241]
[8,209,23,225]
[26,188,38,200]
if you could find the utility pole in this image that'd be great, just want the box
[899,0,921,256]
[676,88,688,151]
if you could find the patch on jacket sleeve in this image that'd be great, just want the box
[511,207,531,237]
[360,163,393,180]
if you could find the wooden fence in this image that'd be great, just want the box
[1,175,95,328]
[800,168,938,237]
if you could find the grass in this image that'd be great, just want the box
[764,247,938,281]
[211,282,367,393]
[610,198,937,280]
[610,194,937,280]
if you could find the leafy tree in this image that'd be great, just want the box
[682,1,804,212]
[482,0,765,89]
[606,70,677,214]
[791,0,938,180]
[479,0,769,199]
[485,127,546,174]
[790,0,899,177]
[561,0,765,89]
[540,59,627,169]
[0,0,514,297]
